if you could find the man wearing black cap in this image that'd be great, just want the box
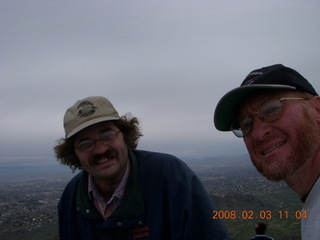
[214,64,320,240]
[54,96,230,240]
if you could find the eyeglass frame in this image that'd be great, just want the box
[231,97,307,138]
[74,130,121,152]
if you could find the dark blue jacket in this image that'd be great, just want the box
[58,150,230,240]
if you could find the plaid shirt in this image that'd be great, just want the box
[88,161,130,220]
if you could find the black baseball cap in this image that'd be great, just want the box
[214,64,318,131]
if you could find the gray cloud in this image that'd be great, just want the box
[1,0,319,164]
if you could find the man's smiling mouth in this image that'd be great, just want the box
[262,141,286,155]
[92,150,117,165]
[96,158,110,165]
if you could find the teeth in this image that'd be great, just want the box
[263,141,285,155]
[96,158,109,164]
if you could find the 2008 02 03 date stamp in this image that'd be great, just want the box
[212,210,307,220]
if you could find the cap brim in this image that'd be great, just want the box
[66,116,119,138]
[213,84,296,131]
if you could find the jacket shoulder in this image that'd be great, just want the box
[132,149,187,167]
[58,171,83,206]
[65,171,83,190]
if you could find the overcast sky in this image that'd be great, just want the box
[1,0,319,166]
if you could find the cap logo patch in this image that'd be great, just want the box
[248,71,263,76]
[243,79,254,85]
[243,71,263,85]
[76,101,99,118]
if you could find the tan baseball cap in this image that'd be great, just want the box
[63,96,120,138]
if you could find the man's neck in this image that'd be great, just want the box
[94,180,120,201]
[285,153,320,197]
[93,163,129,201]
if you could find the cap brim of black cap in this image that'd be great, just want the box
[213,84,296,131]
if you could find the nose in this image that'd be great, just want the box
[250,115,271,140]
[92,140,109,154]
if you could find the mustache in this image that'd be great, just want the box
[89,150,117,165]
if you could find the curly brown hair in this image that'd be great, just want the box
[53,113,143,172]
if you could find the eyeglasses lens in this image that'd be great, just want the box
[258,99,283,123]
[232,99,283,138]
[76,131,118,152]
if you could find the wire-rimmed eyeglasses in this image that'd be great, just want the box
[231,98,307,138]
[75,130,121,152]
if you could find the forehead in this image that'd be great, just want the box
[76,121,117,139]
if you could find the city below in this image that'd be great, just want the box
[0,156,303,240]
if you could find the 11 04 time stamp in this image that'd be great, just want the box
[212,210,307,220]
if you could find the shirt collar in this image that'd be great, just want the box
[301,175,320,203]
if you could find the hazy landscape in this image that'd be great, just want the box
[0,155,303,240]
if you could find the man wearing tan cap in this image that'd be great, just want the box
[214,64,320,240]
[54,96,230,240]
